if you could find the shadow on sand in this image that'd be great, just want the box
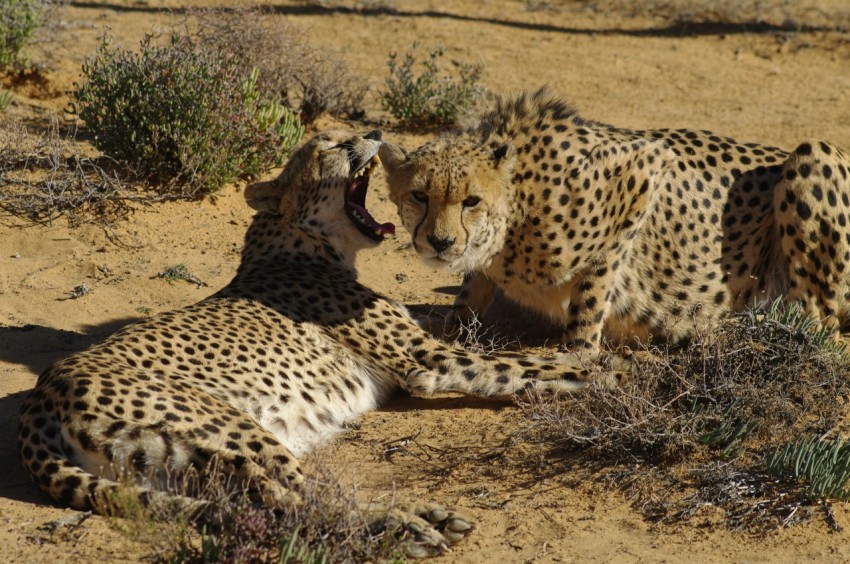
[66,2,840,37]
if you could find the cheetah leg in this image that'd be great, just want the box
[560,259,616,353]
[18,389,208,516]
[775,140,850,336]
[444,272,498,335]
[555,258,639,382]
[401,330,628,397]
[21,398,465,558]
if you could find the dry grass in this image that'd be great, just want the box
[400,299,850,532]
[0,118,180,227]
[104,461,407,563]
[520,301,850,530]
[187,7,368,125]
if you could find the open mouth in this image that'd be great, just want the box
[344,155,396,241]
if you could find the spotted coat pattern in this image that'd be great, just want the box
[381,88,850,353]
[17,130,596,556]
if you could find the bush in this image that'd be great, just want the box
[381,43,485,126]
[0,0,45,69]
[190,7,368,124]
[70,33,303,196]
[523,298,850,529]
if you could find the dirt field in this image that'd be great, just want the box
[3,1,850,562]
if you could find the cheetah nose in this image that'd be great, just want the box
[427,234,455,253]
[364,129,382,141]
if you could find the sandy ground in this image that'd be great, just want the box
[3,1,850,562]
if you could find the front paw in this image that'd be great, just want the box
[529,360,629,394]
[405,368,437,396]
[393,504,473,558]
[365,502,473,558]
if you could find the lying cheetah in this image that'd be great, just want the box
[380,88,850,356]
[17,129,591,557]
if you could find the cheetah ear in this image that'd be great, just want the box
[378,142,409,173]
[491,143,515,169]
[379,142,412,205]
[244,178,283,212]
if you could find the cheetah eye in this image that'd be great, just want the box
[462,196,481,208]
[411,191,429,203]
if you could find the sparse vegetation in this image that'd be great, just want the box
[156,263,206,287]
[0,0,46,69]
[103,464,407,563]
[0,119,150,226]
[66,282,92,300]
[5,1,850,561]
[189,7,368,124]
[382,43,485,126]
[70,32,303,196]
[522,298,850,529]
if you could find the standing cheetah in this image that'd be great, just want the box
[380,88,850,356]
[17,129,591,557]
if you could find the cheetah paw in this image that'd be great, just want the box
[404,368,438,396]
[366,502,473,558]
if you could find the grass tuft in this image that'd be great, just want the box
[0,89,12,111]
[381,42,485,127]
[102,462,406,563]
[156,264,206,287]
[767,437,850,501]
[522,298,850,529]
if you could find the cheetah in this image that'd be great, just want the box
[17,129,592,557]
[380,87,850,359]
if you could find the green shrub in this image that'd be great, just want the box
[0,0,45,69]
[381,43,485,126]
[70,33,303,196]
[767,437,850,501]
[0,89,12,110]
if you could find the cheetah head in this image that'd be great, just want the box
[245,129,395,252]
[380,134,515,273]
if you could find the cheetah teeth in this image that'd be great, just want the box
[353,157,379,179]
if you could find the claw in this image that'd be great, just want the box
[427,508,449,522]
[446,517,472,533]
[444,529,467,543]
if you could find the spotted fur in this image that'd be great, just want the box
[17,129,599,557]
[381,88,850,353]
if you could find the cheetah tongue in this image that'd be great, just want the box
[346,202,396,236]
[345,174,396,240]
